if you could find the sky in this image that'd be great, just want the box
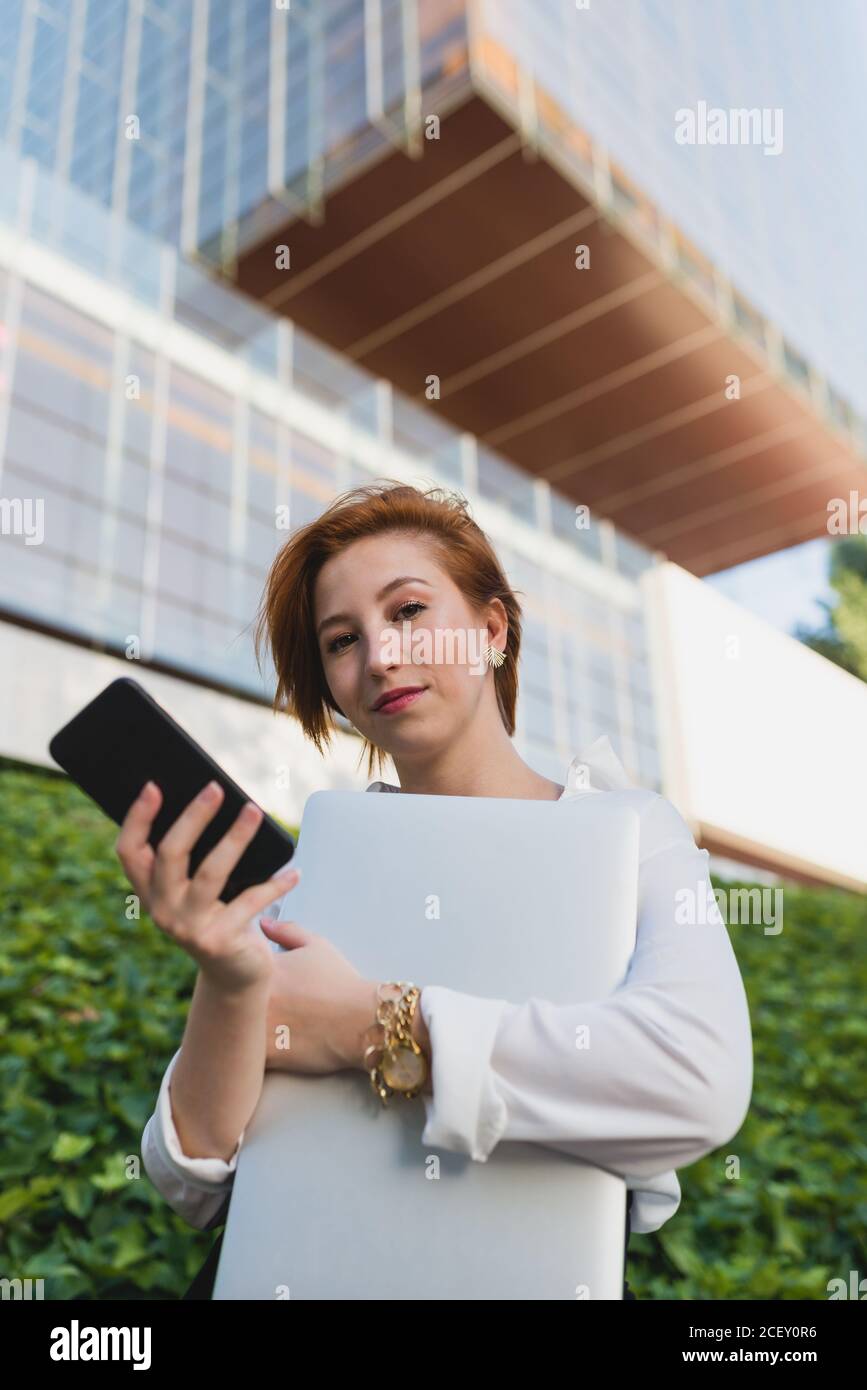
[705,537,836,638]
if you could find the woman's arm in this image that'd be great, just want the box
[411,793,753,1180]
[115,778,300,1225]
[142,1047,240,1231]
[139,970,273,1232]
[169,970,271,1161]
[143,970,431,1229]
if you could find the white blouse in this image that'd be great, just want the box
[141,736,753,1236]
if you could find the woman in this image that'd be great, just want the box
[132,481,753,1299]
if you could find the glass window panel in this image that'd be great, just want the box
[477,446,535,524]
[550,489,603,562]
[123,347,157,460]
[117,458,150,531]
[11,349,111,441]
[82,0,127,70]
[519,685,556,748]
[288,477,330,530]
[14,405,108,502]
[615,529,654,579]
[111,516,147,587]
[165,371,233,492]
[246,513,281,570]
[28,15,68,124]
[64,495,104,564]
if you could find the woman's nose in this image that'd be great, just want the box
[362,622,402,675]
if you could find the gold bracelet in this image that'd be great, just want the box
[363,981,428,1105]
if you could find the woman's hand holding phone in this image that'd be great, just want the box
[116,777,383,1076]
[115,779,301,994]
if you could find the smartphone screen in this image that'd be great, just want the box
[48,677,294,903]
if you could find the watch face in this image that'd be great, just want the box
[381,1045,426,1091]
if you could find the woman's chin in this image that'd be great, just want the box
[377,718,451,757]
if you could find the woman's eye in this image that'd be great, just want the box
[326,602,426,654]
[395,600,426,621]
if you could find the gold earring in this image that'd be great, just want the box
[485,643,507,669]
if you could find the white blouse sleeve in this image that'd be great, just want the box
[416,792,753,1184]
[141,1047,242,1231]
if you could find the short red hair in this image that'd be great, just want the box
[254,479,524,779]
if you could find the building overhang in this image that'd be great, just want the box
[225,79,865,577]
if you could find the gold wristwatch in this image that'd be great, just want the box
[364,981,428,1104]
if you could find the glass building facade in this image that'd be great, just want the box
[0,0,473,265]
[3,0,861,436]
[7,0,862,790]
[471,0,867,422]
[0,141,661,788]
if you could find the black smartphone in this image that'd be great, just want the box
[48,677,294,903]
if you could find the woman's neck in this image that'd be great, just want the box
[387,729,564,801]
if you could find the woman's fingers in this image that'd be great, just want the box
[116,779,301,977]
[259,914,312,950]
[115,781,161,898]
[222,866,302,930]
[151,780,227,899]
[184,801,269,911]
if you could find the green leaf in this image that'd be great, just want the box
[90,1152,134,1193]
[51,1132,95,1162]
[0,1186,33,1221]
[60,1178,97,1218]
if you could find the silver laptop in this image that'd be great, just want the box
[213,789,640,1300]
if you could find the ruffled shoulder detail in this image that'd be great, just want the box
[563,734,633,795]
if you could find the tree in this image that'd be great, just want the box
[794,535,867,682]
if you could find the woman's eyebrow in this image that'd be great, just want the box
[317,576,433,636]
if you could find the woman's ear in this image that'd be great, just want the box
[485,597,509,651]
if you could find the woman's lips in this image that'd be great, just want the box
[374,688,427,715]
